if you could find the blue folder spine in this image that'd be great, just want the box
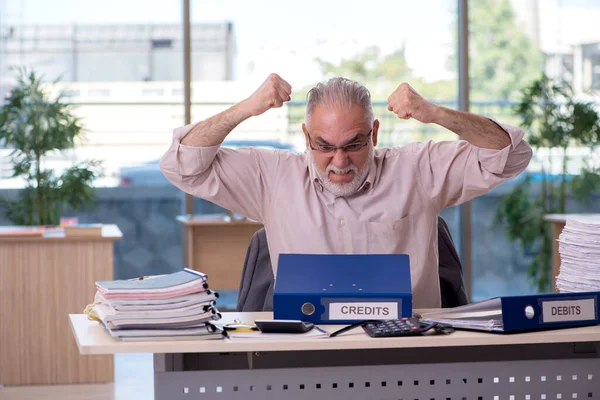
[501,292,600,332]
[273,293,412,324]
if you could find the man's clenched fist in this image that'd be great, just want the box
[243,73,292,117]
[387,83,438,124]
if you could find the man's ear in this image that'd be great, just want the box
[372,119,380,147]
[302,123,310,150]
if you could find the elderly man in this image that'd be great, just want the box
[160,74,532,308]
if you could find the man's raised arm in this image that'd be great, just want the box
[180,73,292,147]
[387,82,512,149]
[159,74,293,221]
[387,82,533,210]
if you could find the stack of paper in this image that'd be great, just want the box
[556,216,600,293]
[89,269,223,340]
[419,298,504,332]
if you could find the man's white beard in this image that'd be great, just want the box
[310,144,374,197]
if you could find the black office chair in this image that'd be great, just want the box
[236,216,468,312]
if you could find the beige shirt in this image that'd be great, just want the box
[160,122,532,308]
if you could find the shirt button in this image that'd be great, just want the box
[340,219,346,226]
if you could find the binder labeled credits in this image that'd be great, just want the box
[273,254,412,324]
[421,292,600,333]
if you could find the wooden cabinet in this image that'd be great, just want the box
[0,225,122,385]
[177,215,263,290]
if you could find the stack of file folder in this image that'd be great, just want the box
[556,216,600,293]
[87,269,222,340]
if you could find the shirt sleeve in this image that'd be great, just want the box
[159,123,285,222]
[413,121,533,211]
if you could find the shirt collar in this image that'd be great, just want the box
[358,156,377,192]
[306,153,324,192]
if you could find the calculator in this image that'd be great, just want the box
[362,318,437,337]
[255,319,314,333]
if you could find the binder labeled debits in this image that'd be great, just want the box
[273,254,412,324]
[420,292,600,333]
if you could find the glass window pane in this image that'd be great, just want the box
[0,1,187,282]
[469,0,600,300]
[189,0,460,220]
[1,1,461,308]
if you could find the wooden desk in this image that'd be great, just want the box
[70,312,600,400]
[177,215,263,290]
[544,214,600,292]
[0,225,122,386]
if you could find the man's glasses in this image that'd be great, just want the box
[307,129,372,154]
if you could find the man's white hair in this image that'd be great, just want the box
[305,77,374,129]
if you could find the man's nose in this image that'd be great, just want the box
[331,148,349,168]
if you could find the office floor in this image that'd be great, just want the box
[0,354,153,400]
[0,292,238,400]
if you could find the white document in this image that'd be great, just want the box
[556,216,600,293]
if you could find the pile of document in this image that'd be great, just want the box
[556,216,600,293]
[419,298,504,332]
[88,269,223,340]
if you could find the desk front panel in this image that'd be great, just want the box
[154,344,600,400]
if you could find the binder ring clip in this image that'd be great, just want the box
[223,319,258,332]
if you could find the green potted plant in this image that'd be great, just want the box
[0,69,101,226]
[495,74,600,291]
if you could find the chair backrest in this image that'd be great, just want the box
[437,216,468,307]
[236,216,468,312]
[236,227,275,312]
